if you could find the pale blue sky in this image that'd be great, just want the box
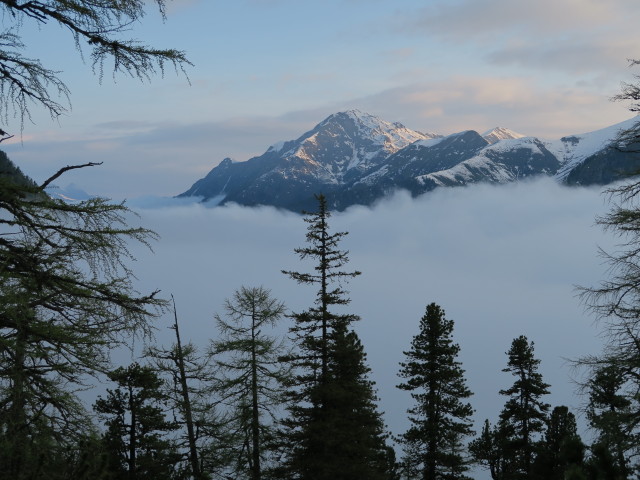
[3,0,640,198]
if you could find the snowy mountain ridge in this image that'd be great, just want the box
[179,111,640,211]
[546,117,639,181]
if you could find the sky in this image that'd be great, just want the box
[1,0,640,199]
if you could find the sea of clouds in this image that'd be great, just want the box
[123,177,618,458]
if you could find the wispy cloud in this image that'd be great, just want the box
[347,76,631,138]
[401,0,640,77]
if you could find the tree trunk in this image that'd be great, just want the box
[251,303,261,480]
[171,297,203,480]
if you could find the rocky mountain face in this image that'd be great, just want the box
[178,110,640,211]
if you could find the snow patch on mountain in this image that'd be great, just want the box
[415,136,446,148]
[485,136,542,154]
[268,141,286,153]
[417,153,513,186]
[286,109,432,181]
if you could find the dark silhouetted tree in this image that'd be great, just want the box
[280,194,394,480]
[94,362,180,480]
[532,406,586,480]
[470,419,516,480]
[585,364,636,478]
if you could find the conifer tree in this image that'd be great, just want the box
[469,419,515,480]
[498,335,550,480]
[397,302,474,480]
[585,364,636,478]
[576,63,640,478]
[280,194,393,480]
[94,363,180,480]
[322,322,398,480]
[282,194,360,390]
[532,406,585,480]
[210,286,291,480]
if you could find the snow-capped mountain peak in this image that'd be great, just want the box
[289,110,432,179]
[319,109,431,153]
[482,127,526,144]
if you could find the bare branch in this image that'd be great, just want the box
[40,162,103,190]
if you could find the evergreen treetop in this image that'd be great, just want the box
[282,193,361,387]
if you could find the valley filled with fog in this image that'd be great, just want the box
[126,178,615,446]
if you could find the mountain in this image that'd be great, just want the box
[45,183,93,202]
[178,111,640,211]
[180,110,434,211]
[547,118,640,185]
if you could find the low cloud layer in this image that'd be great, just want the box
[126,178,616,444]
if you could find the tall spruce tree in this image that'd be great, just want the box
[397,302,474,480]
[498,335,550,480]
[280,194,394,480]
[281,193,361,389]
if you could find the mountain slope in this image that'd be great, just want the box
[547,117,640,185]
[419,137,560,188]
